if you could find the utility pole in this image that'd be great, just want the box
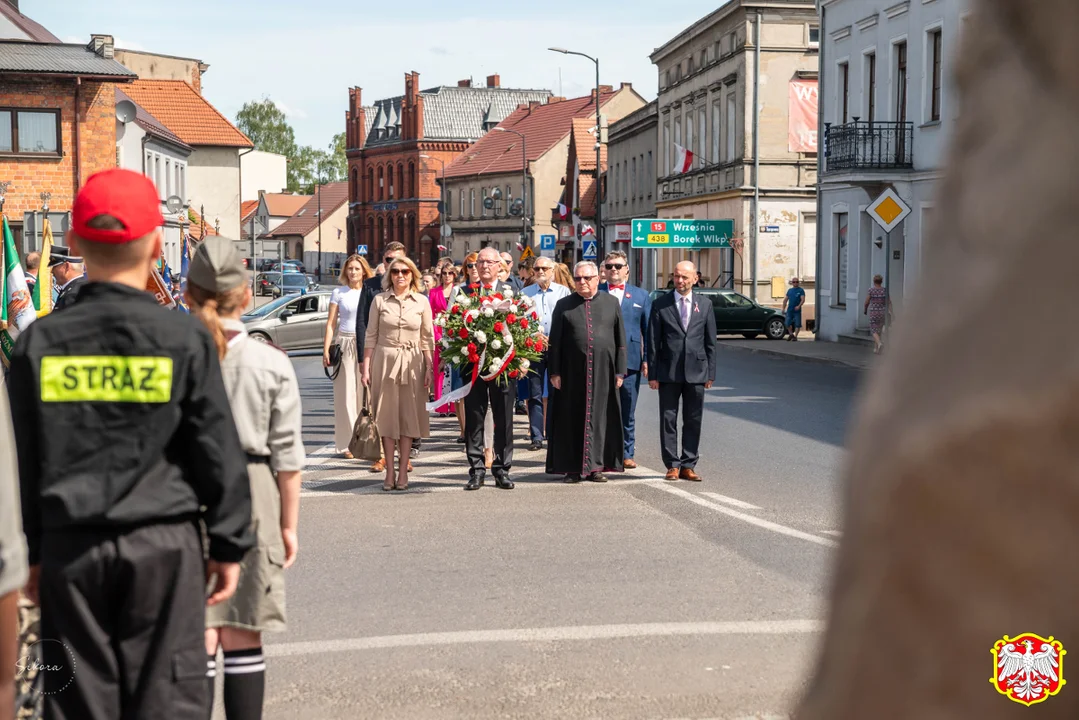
[316,161,323,280]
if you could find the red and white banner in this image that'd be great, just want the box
[672,143,693,174]
[789,79,819,153]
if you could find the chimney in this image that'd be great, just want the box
[458,79,472,88]
[88,34,115,60]
[528,100,542,113]
[620,82,633,91]
[486,74,501,88]
[547,96,566,104]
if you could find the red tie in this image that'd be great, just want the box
[609,284,625,291]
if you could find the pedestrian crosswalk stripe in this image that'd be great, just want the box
[264,619,824,658]
[700,491,762,511]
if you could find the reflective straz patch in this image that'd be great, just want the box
[40,356,174,403]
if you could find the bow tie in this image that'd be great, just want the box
[608,284,625,291]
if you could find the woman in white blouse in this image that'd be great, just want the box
[323,254,374,458]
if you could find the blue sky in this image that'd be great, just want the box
[31,0,730,149]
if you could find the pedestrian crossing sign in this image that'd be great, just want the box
[582,239,597,260]
[356,245,368,255]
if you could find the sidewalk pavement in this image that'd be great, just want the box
[716,335,874,369]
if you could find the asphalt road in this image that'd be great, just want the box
[241,347,865,719]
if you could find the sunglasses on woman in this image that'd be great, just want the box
[390,268,411,277]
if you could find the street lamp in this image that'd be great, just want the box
[420,154,448,258]
[549,46,602,256]
[492,127,530,253]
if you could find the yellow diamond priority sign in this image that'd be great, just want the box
[866,187,911,233]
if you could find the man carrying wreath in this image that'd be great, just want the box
[463,247,518,490]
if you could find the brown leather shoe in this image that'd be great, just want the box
[407,460,413,472]
[624,458,638,469]
[679,467,703,482]
[370,459,386,472]
[664,468,679,481]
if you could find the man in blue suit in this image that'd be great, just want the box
[598,250,651,469]
[647,260,717,481]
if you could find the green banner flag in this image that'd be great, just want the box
[1,214,36,366]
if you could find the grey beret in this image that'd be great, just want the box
[188,236,245,293]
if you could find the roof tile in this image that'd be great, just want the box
[123,79,252,148]
[443,91,618,179]
[269,183,348,238]
[365,85,551,147]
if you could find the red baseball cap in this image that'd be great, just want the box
[72,168,164,244]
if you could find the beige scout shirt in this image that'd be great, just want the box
[0,380,29,596]
[221,319,305,473]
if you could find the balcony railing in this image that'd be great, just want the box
[824,119,913,172]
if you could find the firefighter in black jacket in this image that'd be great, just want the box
[8,167,254,719]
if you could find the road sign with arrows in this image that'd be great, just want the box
[630,219,734,250]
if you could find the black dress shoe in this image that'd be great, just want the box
[527,441,544,451]
[494,474,515,490]
[465,473,485,491]
[564,474,582,483]
[588,472,608,483]
[456,435,466,444]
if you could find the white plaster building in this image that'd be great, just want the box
[240,150,287,202]
[816,0,969,342]
[116,88,192,273]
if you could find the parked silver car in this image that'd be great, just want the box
[241,291,332,350]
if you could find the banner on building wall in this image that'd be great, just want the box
[789,79,819,153]
[614,224,631,243]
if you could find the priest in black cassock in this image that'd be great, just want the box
[545,260,627,483]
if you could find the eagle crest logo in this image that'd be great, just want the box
[991,633,1066,706]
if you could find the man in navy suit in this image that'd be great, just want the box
[647,260,717,481]
[598,250,651,469]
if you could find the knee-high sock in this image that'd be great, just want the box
[223,647,265,720]
[207,655,217,717]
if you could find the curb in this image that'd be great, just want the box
[716,342,870,369]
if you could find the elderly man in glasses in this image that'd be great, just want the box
[545,260,627,483]
[521,256,571,450]
[597,250,651,469]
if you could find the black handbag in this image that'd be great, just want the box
[324,343,342,380]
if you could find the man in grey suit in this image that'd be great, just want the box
[647,260,717,481]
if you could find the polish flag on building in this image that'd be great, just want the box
[558,202,569,219]
[581,226,595,238]
[672,143,694,174]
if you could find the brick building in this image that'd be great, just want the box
[441,85,645,263]
[344,73,550,267]
[0,35,135,255]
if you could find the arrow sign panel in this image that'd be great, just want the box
[630,219,734,249]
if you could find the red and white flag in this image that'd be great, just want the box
[672,142,693,174]
[581,226,595,238]
[558,202,569,219]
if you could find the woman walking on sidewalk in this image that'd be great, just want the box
[323,255,373,458]
[186,237,304,720]
[864,274,892,354]
[363,256,434,491]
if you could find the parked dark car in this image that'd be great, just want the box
[256,272,281,296]
[270,272,319,298]
[648,287,787,340]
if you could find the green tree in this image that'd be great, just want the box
[236,98,306,192]
[327,132,347,182]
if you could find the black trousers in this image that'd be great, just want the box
[658,382,706,470]
[39,520,208,720]
[464,376,515,476]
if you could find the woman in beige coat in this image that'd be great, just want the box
[362,256,434,491]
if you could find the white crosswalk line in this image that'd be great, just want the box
[649,483,838,549]
[700,491,762,511]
